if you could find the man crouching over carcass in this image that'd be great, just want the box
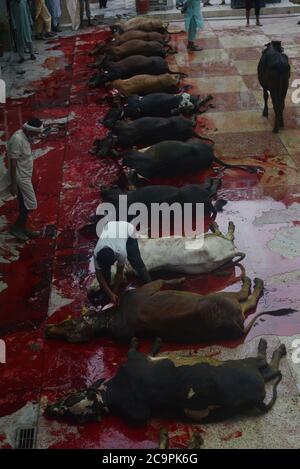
[93,220,151,306]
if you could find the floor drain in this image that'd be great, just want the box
[16,427,37,449]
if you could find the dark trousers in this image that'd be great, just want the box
[245,0,261,16]
[16,191,29,227]
[99,0,107,7]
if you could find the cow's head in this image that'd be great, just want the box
[109,23,124,34]
[178,93,197,114]
[45,314,101,343]
[45,381,108,423]
[101,185,125,203]
[264,41,283,53]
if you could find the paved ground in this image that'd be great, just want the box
[0,16,300,449]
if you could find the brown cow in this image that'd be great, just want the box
[110,17,168,34]
[45,276,295,344]
[106,73,180,96]
[89,39,175,62]
[90,31,169,56]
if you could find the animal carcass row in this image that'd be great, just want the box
[110,17,168,34]
[93,117,193,157]
[106,73,180,96]
[100,178,225,218]
[108,221,242,276]
[258,41,290,133]
[123,140,262,178]
[90,31,169,56]
[45,276,295,344]
[94,40,172,62]
[89,56,182,88]
[102,92,203,128]
[45,338,286,425]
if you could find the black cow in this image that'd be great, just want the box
[122,140,263,179]
[102,92,210,128]
[100,178,226,218]
[89,56,185,88]
[258,41,291,133]
[45,338,286,426]
[92,117,197,157]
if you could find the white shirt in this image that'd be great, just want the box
[7,130,33,180]
[0,129,37,210]
[94,221,135,269]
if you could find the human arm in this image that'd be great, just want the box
[95,268,118,305]
[113,263,124,294]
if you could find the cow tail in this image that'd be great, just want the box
[255,373,282,413]
[243,308,297,335]
[213,156,264,174]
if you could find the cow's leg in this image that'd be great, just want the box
[225,221,235,242]
[149,338,162,357]
[262,89,269,117]
[240,278,264,316]
[270,90,281,133]
[279,80,289,128]
[257,337,268,360]
[158,428,169,449]
[228,276,252,302]
[188,431,204,449]
[209,221,223,236]
[270,344,287,371]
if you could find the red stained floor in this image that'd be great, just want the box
[0,24,300,449]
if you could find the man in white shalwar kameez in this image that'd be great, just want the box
[0,118,44,241]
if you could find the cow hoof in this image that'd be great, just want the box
[262,111,268,118]
[273,128,279,133]
[254,277,264,291]
[278,344,287,356]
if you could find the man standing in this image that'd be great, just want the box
[245,0,262,27]
[183,0,204,51]
[9,0,36,63]
[45,0,62,32]
[35,0,56,39]
[0,118,44,241]
[79,0,92,27]
[94,220,151,305]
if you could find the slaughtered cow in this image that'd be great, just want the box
[100,178,225,218]
[90,31,170,56]
[45,275,295,344]
[106,221,242,276]
[45,337,287,425]
[89,56,184,88]
[102,92,209,128]
[122,140,263,179]
[258,41,290,133]
[93,117,194,157]
[91,40,174,63]
[105,73,180,97]
[110,17,168,34]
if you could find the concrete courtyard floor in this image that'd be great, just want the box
[0,16,300,449]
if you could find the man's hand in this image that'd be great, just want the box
[109,292,119,305]
[9,183,18,196]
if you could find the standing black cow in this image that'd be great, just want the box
[258,41,291,133]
